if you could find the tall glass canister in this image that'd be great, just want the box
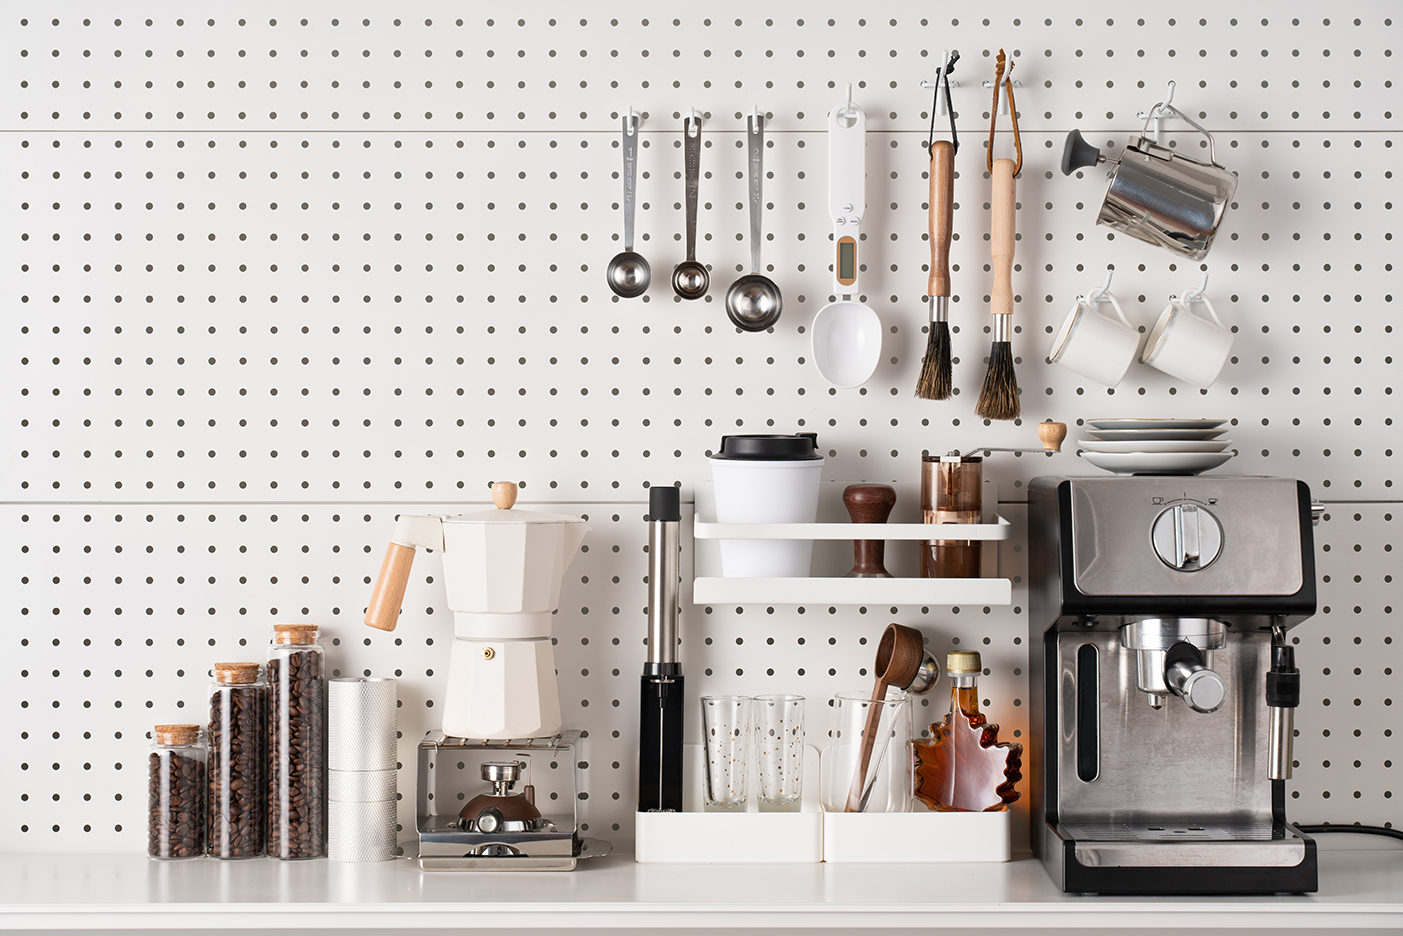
[207,662,267,858]
[267,624,327,859]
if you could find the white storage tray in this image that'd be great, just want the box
[635,744,824,864]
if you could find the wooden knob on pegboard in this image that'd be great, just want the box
[1038,421,1068,452]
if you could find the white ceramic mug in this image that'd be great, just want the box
[1047,291,1139,387]
[1139,294,1233,388]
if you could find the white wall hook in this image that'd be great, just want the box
[1181,268,1210,304]
[983,70,1022,116]
[1136,80,1178,144]
[921,49,961,117]
[1086,268,1116,304]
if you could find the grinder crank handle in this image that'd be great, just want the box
[928,140,955,300]
[990,157,1017,319]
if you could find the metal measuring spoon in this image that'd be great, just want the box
[671,112,709,300]
[607,110,651,299]
[725,111,782,331]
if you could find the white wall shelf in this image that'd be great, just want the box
[693,480,1011,606]
[0,849,1399,933]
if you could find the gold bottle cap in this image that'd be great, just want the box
[946,650,982,674]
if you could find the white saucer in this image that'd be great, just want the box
[1078,439,1233,455]
[1083,451,1234,476]
[1086,417,1228,431]
[1087,428,1228,442]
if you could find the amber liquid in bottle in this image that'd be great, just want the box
[913,670,1022,812]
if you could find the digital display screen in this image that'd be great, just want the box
[839,240,855,282]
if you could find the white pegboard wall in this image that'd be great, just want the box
[3,1,1399,854]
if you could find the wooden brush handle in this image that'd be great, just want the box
[928,141,955,300]
[364,542,416,632]
[990,157,1016,318]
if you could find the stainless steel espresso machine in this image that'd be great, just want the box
[1029,476,1318,894]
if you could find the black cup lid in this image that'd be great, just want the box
[712,433,821,461]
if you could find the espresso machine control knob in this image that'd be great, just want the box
[1151,503,1223,571]
[1165,659,1227,713]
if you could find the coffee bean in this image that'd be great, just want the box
[149,749,207,859]
[267,649,327,859]
[209,683,267,858]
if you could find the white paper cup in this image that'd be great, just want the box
[1047,292,1140,387]
[1140,295,1233,388]
[710,457,824,577]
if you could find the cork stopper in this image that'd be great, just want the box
[492,481,519,510]
[154,724,201,746]
[213,662,262,684]
[272,623,320,645]
[946,651,983,674]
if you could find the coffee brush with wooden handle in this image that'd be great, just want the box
[975,50,1023,422]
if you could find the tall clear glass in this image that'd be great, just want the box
[754,694,805,812]
[700,695,752,813]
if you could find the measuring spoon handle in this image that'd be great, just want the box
[622,112,640,252]
[747,113,764,274]
[684,115,701,262]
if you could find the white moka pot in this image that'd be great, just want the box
[364,483,589,739]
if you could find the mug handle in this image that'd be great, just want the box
[1098,291,1132,329]
[1184,292,1225,328]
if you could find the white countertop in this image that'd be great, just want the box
[1,842,1401,933]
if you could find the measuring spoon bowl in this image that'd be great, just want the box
[672,260,709,300]
[725,273,783,331]
[607,251,652,298]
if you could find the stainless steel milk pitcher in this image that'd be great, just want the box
[1062,100,1237,260]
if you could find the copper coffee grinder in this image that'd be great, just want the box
[922,422,1065,578]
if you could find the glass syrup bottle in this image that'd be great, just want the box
[913,651,1023,812]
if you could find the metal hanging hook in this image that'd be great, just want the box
[624,106,639,135]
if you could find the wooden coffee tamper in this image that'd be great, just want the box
[842,484,897,578]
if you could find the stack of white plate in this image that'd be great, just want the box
[1079,418,1234,476]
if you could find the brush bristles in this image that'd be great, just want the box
[915,321,953,401]
[975,341,1021,421]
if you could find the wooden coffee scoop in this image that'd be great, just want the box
[845,623,940,812]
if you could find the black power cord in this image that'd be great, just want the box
[1296,824,1403,843]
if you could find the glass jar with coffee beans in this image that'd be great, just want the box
[208,662,268,858]
[148,724,207,859]
[267,623,327,859]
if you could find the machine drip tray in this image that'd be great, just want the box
[1058,822,1309,868]
[1060,820,1281,842]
